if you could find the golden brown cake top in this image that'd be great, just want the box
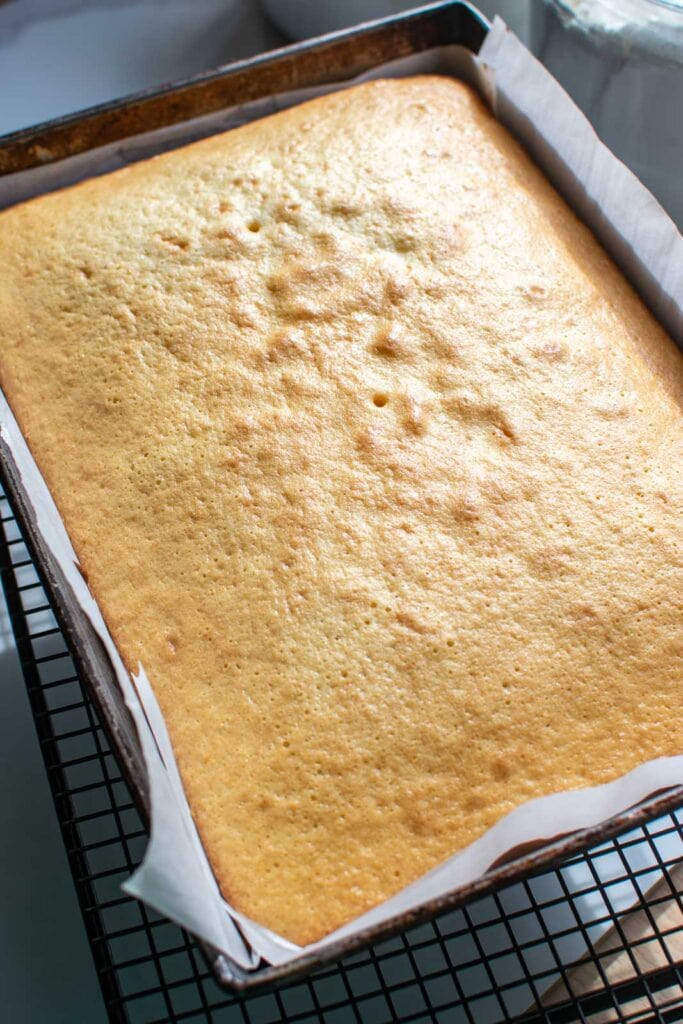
[0,76,681,945]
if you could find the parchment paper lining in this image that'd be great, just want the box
[1,17,681,971]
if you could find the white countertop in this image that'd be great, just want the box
[0,0,283,136]
[0,585,106,1023]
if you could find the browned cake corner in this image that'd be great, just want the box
[0,76,681,945]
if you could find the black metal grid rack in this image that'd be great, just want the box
[2,480,683,1024]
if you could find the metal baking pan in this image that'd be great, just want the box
[1,0,682,993]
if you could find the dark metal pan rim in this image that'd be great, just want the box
[0,1,488,176]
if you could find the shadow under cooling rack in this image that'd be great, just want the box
[1,482,683,1024]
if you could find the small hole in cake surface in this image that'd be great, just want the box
[373,392,389,408]
[161,235,189,250]
[247,220,261,233]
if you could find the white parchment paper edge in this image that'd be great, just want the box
[1,17,681,971]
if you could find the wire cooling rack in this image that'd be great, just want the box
[2,483,683,1024]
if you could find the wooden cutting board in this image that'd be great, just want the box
[538,863,683,1021]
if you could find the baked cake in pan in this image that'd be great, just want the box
[0,77,681,944]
